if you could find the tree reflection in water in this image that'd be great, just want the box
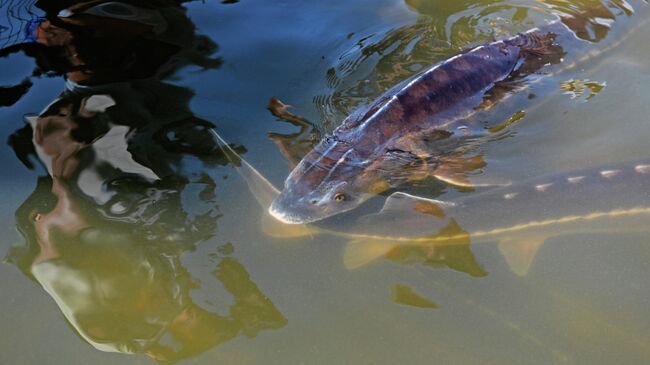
[3,1,286,363]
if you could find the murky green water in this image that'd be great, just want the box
[1,0,650,364]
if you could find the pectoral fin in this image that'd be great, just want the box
[433,155,510,188]
[351,193,455,240]
[498,235,546,276]
[385,219,486,277]
[433,155,485,188]
[344,218,475,271]
[380,192,456,215]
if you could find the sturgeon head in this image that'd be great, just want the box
[268,131,488,224]
[269,136,386,224]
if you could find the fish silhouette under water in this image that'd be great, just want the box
[213,129,650,276]
[335,162,650,274]
[268,9,647,224]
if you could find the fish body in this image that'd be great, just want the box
[211,129,650,275]
[270,24,567,224]
[351,161,650,239]
[325,160,650,273]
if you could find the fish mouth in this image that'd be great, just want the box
[268,202,320,225]
[268,195,329,225]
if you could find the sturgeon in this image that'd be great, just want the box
[212,129,650,276]
[335,161,650,274]
[268,8,645,224]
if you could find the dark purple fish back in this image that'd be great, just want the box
[289,28,559,190]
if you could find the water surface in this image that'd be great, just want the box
[1,0,650,364]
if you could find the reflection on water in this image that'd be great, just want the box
[1,0,649,364]
[560,78,607,101]
[2,1,284,363]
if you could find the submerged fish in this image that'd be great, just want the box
[275,161,650,275]
[336,161,650,274]
[213,129,650,276]
[268,10,645,224]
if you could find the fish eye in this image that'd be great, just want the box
[333,193,347,202]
